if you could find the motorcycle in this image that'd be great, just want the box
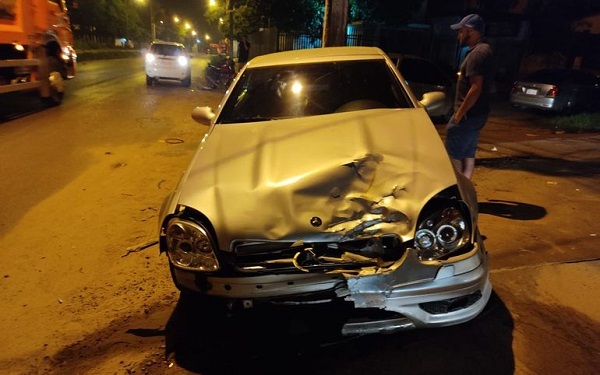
[205,54,235,89]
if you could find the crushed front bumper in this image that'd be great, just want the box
[170,239,491,335]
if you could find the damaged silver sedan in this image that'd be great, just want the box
[158,46,491,335]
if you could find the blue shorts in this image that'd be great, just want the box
[445,113,489,159]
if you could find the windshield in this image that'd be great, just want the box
[150,44,184,56]
[217,59,412,123]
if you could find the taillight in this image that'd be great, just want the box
[546,86,559,97]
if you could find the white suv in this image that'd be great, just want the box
[145,41,191,87]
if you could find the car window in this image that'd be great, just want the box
[150,44,184,56]
[569,70,594,85]
[400,58,450,86]
[217,59,412,123]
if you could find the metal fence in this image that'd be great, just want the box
[73,33,116,50]
[278,32,322,51]
[275,27,433,58]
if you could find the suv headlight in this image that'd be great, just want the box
[414,207,470,260]
[165,219,219,271]
[177,56,188,67]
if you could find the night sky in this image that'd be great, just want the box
[157,0,216,38]
[158,0,206,21]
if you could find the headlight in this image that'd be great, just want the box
[414,207,470,260]
[177,56,188,67]
[145,53,156,63]
[165,219,219,271]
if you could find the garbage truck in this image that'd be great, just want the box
[0,0,77,105]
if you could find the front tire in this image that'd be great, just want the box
[182,75,191,87]
[47,71,64,106]
[146,75,153,86]
[45,56,66,106]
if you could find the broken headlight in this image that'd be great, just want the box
[165,219,220,271]
[414,207,470,260]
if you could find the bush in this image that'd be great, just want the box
[549,113,600,132]
[76,49,143,62]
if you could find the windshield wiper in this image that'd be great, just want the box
[220,117,273,124]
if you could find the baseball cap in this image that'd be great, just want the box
[450,14,485,33]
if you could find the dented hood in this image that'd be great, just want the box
[176,108,457,250]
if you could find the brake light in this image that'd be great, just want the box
[546,86,559,97]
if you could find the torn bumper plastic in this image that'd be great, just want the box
[169,237,490,334]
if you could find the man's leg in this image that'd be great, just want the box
[450,158,463,175]
[450,158,475,179]
[463,157,476,179]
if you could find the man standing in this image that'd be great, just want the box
[446,14,493,179]
[237,35,251,70]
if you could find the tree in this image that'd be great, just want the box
[266,0,324,36]
[349,0,424,25]
[204,0,324,38]
[203,0,428,40]
[70,0,146,40]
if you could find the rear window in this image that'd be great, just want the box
[524,69,598,86]
[525,70,567,85]
[150,44,184,56]
[400,58,451,86]
[568,70,596,85]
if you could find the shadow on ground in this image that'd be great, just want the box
[479,200,547,220]
[0,92,52,124]
[478,155,600,177]
[164,291,514,375]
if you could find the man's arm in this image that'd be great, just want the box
[452,74,483,123]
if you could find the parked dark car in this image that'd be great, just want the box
[509,68,600,114]
[389,53,456,121]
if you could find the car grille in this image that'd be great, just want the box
[419,291,482,314]
[229,235,406,274]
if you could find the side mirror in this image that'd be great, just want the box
[419,91,446,114]
[191,106,216,125]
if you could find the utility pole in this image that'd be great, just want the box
[227,0,234,58]
[150,0,156,40]
[322,0,348,47]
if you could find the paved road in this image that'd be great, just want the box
[0,58,598,374]
[472,104,600,375]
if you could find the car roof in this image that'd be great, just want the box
[524,68,597,81]
[151,41,184,48]
[248,46,389,68]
